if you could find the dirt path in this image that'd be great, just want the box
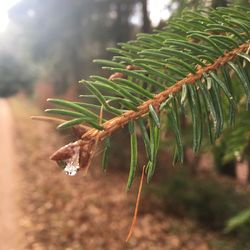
[11,97,216,250]
[0,99,23,250]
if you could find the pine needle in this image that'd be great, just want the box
[126,165,145,242]
[31,115,89,131]
[82,105,104,176]
[31,115,65,123]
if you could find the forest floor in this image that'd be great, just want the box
[1,95,238,250]
[0,99,24,250]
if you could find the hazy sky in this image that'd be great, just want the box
[0,0,171,32]
[148,0,172,25]
[0,0,21,32]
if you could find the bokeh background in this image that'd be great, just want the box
[0,0,250,249]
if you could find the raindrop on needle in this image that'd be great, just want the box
[63,162,80,176]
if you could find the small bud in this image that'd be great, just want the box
[126,65,141,70]
[50,143,75,161]
[108,72,126,80]
[79,141,95,169]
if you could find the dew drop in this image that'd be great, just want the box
[63,162,80,176]
[56,146,80,176]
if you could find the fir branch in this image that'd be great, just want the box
[50,40,250,163]
[80,41,250,141]
[39,6,250,183]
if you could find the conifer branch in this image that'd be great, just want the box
[50,40,250,165]
[40,6,250,183]
[80,41,250,141]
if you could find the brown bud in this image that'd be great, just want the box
[126,65,141,70]
[50,143,75,161]
[79,141,95,169]
[153,103,160,113]
[108,72,126,80]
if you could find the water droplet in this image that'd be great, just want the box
[63,162,80,176]
[56,146,80,176]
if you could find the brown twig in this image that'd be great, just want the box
[126,165,145,242]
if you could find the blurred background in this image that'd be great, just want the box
[0,0,250,249]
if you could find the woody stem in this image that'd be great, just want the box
[81,40,250,143]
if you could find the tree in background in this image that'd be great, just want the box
[0,50,33,97]
[4,0,244,97]
[6,0,151,94]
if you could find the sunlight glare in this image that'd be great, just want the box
[0,0,20,32]
[148,0,172,26]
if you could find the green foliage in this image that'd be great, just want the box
[126,121,138,190]
[214,108,250,165]
[47,6,250,187]
[151,171,250,230]
[0,51,34,97]
[225,208,250,233]
[149,171,250,249]
[101,137,110,173]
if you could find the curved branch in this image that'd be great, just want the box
[50,40,250,163]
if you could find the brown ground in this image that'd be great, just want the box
[0,96,227,250]
[0,99,24,250]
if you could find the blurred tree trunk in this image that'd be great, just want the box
[141,0,151,33]
[236,159,249,184]
[211,0,228,8]
[114,2,132,43]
